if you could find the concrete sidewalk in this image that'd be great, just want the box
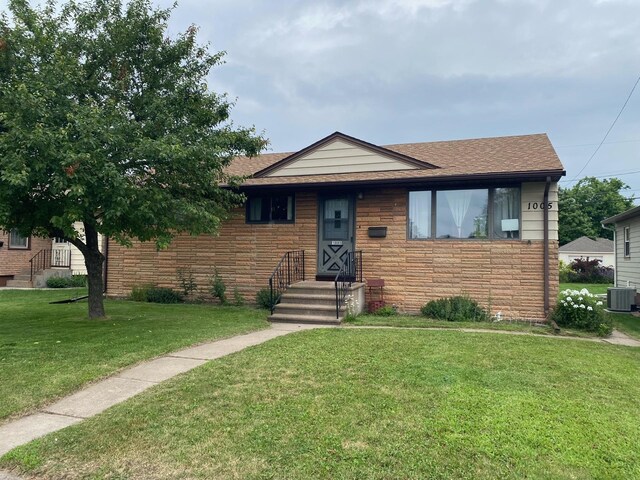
[0,323,326,458]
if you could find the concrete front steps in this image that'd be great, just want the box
[5,271,32,288]
[268,280,365,325]
[4,268,71,288]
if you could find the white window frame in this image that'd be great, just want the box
[8,229,30,250]
[624,226,630,258]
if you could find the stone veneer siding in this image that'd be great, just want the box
[106,188,558,321]
[0,232,52,277]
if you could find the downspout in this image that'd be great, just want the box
[543,176,551,319]
[103,237,109,294]
[602,223,616,287]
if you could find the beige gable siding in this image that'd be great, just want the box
[615,215,640,289]
[266,139,418,177]
[521,182,559,241]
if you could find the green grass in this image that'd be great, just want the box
[559,282,612,295]
[608,312,640,340]
[0,289,268,421]
[345,314,552,333]
[2,329,639,479]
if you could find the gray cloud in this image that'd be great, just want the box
[3,0,639,198]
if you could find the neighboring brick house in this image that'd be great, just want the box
[0,223,104,287]
[105,132,565,321]
[0,230,52,286]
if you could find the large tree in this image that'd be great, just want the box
[0,0,265,318]
[558,177,635,245]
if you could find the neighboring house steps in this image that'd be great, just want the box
[268,280,365,325]
[5,267,71,288]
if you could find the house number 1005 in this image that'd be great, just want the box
[527,202,553,210]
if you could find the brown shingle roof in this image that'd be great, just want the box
[227,132,564,187]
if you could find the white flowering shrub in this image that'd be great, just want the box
[344,294,359,322]
[553,288,612,336]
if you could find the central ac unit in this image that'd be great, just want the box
[607,288,637,312]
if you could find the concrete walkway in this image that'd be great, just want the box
[1,321,638,477]
[0,323,325,458]
[603,329,640,347]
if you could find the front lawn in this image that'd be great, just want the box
[608,312,640,340]
[3,329,639,479]
[559,282,612,295]
[0,289,268,421]
[345,314,552,333]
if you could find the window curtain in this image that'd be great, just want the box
[249,197,262,221]
[444,190,473,238]
[409,191,430,238]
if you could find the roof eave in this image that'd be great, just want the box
[602,205,640,225]
[236,169,566,191]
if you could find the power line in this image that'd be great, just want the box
[556,139,640,148]
[560,169,640,182]
[568,74,640,182]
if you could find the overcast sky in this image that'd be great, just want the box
[3,0,640,200]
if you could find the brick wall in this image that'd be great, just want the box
[356,188,558,320]
[0,232,52,277]
[107,191,318,303]
[106,188,558,320]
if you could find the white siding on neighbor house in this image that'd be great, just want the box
[267,139,418,177]
[615,214,640,288]
[521,182,559,241]
[68,222,104,275]
[559,252,615,268]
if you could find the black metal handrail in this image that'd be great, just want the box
[268,250,305,314]
[334,250,363,319]
[30,249,71,281]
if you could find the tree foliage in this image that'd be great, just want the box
[0,0,265,318]
[558,177,635,245]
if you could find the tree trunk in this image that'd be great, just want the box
[83,223,106,319]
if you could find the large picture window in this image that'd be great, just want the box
[246,194,294,223]
[408,187,520,240]
[436,189,488,239]
[8,229,29,249]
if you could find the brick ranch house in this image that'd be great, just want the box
[0,224,104,287]
[105,132,565,322]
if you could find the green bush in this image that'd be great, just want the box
[256,288,279,310]
[559,260,572,283]
[130,284,153,302]
[564,258,614,284]
[208,269,227,305]
[374,305,397,316]
[233,287,245,306]
[70,275,87,287]
[177,267,198,297]
[553,288,612,336]
[420,296,490,322]
[46,275,86,288]
[46,276,71,288]
[145,287,184,304]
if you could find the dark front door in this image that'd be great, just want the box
[317,195,355,278]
